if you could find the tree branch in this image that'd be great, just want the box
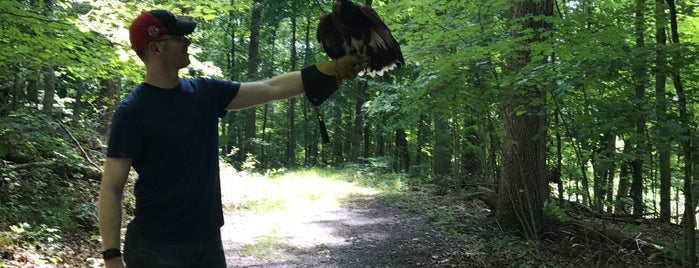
[58,120,102,172]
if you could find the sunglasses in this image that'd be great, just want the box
[156,35,189,43]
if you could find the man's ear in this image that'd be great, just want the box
[147,42,162,56]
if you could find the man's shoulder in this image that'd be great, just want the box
[180,77,229,87]
[116,84,150,113]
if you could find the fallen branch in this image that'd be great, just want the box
[470,187,671,261]
[564,218,670,260]
[57,120,102,172]
[4,160,101,182]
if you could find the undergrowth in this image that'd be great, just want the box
[1,109,103,265]
[0,115,683,267]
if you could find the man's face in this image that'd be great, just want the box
[154,35,192,69]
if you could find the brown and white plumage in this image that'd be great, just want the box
[317,0,404,77]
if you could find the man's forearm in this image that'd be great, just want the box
[98,157,131,252]
[98,188,123,250]
[264,71,305,100]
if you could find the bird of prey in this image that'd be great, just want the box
[316,0,405,77]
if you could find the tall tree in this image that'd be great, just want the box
[433,111,451,177]
[666,0,695,264]
[224,0,240,158]
[654,0,672,223]
[287,0,299,167]
[631,0,648,217]
[39,0,56,116]
[394,128,409,172]
[243,0,263,160]
[496,0,553,239]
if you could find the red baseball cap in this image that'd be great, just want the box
[129,10,197,50]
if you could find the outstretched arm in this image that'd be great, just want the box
[226,71,304,111]
[225,55,368,111]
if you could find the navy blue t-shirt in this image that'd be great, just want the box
[107,77,239,242]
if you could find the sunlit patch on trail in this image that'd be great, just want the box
[218,163,382,256]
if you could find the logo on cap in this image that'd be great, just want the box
[147,26,160,38]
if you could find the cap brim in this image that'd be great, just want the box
[169,19,196,35]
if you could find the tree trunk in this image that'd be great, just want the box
[260,105,268,167]
[243,0,263,160]
[666,0,695,265]
[416,113,429,167]
[593,133,615,213]
[302,14,318,166]
[99,77,119,137]
[654,0,672,223]
[495,0,552,239]
[350,81,366,162]
[631,0,648,217]
[554,109,564,203]
[26,75,39,108]
[42,67,55,115]
[616,142,632,214]
[394,128,409,172]
[363,123,371,158]
[287,3,298,167]
[377,124,385,157]
[433,112,451,177]
[72,83,83,127]
[224,0,239,158]
[486,108,500,185]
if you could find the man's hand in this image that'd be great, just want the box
[316,54,369,80]
[104,257,125,268]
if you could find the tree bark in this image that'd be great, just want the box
[631,0,648,217]
[416,113,429,167]
[287,3,298,167]
[350,81,367,162]
[224,0,239,158]
[72,83,84,127]
[616,142,632,214]
[433,112,451,177]
[302,14,318,166]
[666,0,695,265]
[495,0,552,238]
[243,0,263,160]
[42,67,55,115]
[654,0,672,223]
[554,109,564,203]
[99,77,119,138]
[394,128,409,172]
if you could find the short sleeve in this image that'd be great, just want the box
[106,104,144,158]
[198,78,239,118]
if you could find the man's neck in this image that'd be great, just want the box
[144,66,181,89]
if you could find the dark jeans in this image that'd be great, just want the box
[123,226,227,268]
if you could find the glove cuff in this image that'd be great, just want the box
[302,64,339,106]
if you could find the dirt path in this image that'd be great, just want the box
[218,168,475,268]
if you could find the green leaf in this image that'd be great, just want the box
[0,142,9,157]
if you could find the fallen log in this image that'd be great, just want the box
[476,186,498,210]
[3,160,101,182]
[469,187,672,261]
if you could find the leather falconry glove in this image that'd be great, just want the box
[301,54,369,106]
[301,54,368,144]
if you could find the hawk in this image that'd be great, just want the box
[317,0,405,77]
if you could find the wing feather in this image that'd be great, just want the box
[359,5,404,74]
[316,13,346,60]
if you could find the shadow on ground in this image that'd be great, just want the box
[223,195,479,268]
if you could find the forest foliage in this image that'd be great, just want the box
[1,0,699,266]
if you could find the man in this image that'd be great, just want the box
[98,10,366,268]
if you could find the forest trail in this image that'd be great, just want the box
[217,166,475,268]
